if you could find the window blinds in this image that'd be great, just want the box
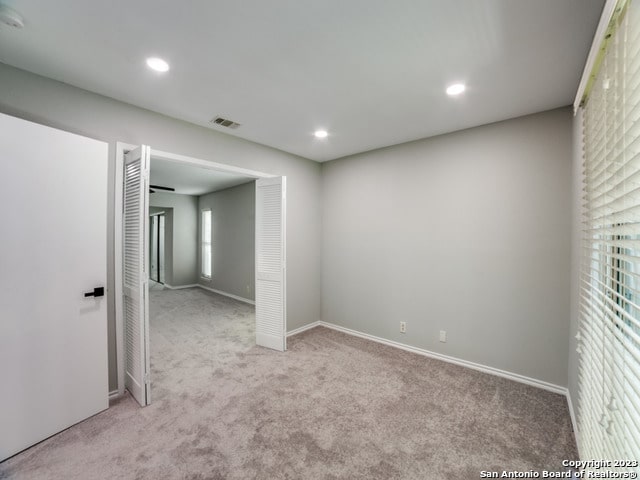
[578,0,640,468]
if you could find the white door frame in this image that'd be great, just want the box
[114,142,283,396]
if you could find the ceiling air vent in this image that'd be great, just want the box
[210,116,241,129]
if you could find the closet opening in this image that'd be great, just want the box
[115,144,287,406]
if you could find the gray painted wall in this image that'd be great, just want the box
[0,63,322,392]
[321,108,573,387]
[198,182,256,300]
[149,193,199,286]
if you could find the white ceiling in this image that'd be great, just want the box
[0,0,604,162]
[150,157,254,196]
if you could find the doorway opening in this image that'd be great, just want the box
[146,158,257,405]
[115,144,287,405]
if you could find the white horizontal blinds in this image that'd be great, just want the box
[255,177,286,351]
[123,146,150,407]
[201,209,212,278]
[578,0,640,469]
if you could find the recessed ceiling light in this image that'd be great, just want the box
[314,130,328,138]
[446,83,465,96]
[146,57,170,73]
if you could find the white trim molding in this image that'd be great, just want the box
[164,283,199,290]
[573,0,621,113]
[198,284,255,305]
[287,321,321,337]
[566,388,581,459]
[150,148,273,179]
[108,389,123,400]
[114,141,130,397]
[318,321,568,395]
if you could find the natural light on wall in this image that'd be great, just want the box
[201,209,212,278]
[577,0,640,470]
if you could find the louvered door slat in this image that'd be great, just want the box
[255,177,286,351]
[123,145,150,406]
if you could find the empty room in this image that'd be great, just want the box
[0,0,638,479]
[145,158,259,408]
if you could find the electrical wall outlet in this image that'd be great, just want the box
[439,330,447,342]
[400,322,406,333]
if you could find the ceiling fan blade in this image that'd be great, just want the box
[149,184,175,192]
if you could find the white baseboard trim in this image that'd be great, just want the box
[197,284,255,305]
[318,321,567,395]
[566,388,581,457]
[108,389,122,400]
[164,283,199,290]
[287,321,321,337]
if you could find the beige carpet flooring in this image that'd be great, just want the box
[1,287,577,479]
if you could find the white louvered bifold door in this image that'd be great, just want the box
[123,145,151,406]
[255,177,287,351]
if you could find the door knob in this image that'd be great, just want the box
[84,287,104,298]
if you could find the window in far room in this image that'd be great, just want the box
[201,209,212,278]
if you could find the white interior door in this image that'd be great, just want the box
[255,177,287,351]
[0,113,108,461]
[123,145,151,406]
